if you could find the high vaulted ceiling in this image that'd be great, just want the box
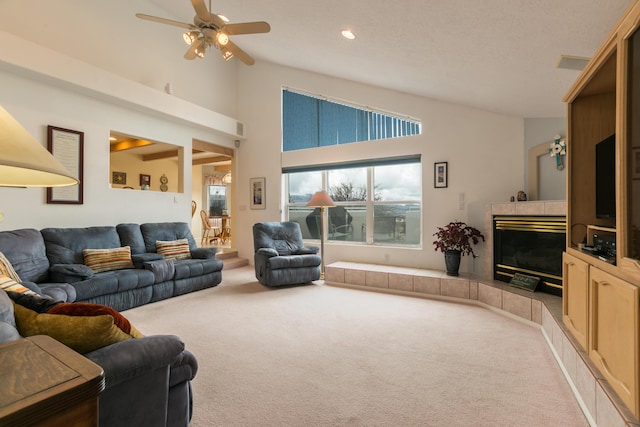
[147,0,633,118]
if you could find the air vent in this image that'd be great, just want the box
[555,55,590,71]
[236,121,244,137]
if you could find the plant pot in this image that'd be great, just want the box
[444,250,461,276]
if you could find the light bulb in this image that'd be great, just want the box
[216,32,229,46]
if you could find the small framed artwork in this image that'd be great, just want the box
[434,161,448,188]
[140,174,151,186]
[250,177,266,209]
[46,126,84,204]
[112,171,127,185]
[633,148,640,180]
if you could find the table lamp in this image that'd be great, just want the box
[306,190,336,278]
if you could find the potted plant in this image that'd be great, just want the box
[433,221,485,276]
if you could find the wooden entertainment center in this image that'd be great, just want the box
[563,0,640,419]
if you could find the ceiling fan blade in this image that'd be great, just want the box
[191,0,212,23]
[135,13,196,30]
[184,42,200,60]
[224,21,271,36]
[226,40,255,66]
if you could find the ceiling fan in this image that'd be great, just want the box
[136,0,270,65]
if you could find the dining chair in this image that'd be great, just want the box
[200,210,219,245]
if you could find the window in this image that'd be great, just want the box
[285,159,421,246]
[282,89,421,152]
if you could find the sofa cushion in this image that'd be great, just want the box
[156,239,191,261]
[115,223,147,255]
[140,222,197,253]
[267,254,322,270]
[83,246,135,273]
[0,290,16,327]
[71,269,156,301]
[0,229,50,283]
[41,226,122,265]
[12,298,143,354]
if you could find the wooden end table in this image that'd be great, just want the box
[0,335,105,426]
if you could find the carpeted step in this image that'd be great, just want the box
[215,251,249,270]
[220,256,249,270]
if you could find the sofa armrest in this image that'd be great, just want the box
[85,334,187,389]
[294,246,319,255]
[49,263,94,283]
[256,248,278,257]
[131,253,164,269]
[190,247,217,259]
[38,283,77,302]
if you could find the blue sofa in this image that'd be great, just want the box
[0,288,198,427]
[0,221,213,427]
[0,222,223,311]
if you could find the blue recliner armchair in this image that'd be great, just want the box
[253,222,322,286]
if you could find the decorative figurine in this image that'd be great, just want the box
[517,191,527,202]
[549,134,567,170]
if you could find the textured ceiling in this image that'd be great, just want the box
[147,0,633,118]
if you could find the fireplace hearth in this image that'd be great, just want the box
[493,215,566,296]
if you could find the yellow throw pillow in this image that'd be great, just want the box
[12,302,143,354]
[83,246,134,273]
[156,239,191,261]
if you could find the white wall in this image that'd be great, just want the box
[0,69,232,230]
[524,117,567,200]
[235,62,525,275]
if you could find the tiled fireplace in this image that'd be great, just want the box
[483,201,567,294]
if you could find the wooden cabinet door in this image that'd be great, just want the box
[589,266,639,417]
[562,252,589,350]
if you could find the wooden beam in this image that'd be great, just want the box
[192,139,234,157]
[142,149,180,161]
[110,139,154,152]
[192,156,231,165]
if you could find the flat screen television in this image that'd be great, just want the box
[595,134,616,219]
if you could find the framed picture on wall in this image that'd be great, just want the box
[434,161,448,188]
[46,126,84,204]
[250,177,266,209]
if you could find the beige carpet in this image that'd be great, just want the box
[124,266,588,427]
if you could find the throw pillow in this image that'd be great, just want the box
[83,246,135,273]
[0,275,38,296]
[0,252,21,282]
[156,239,192,261]
[12,301,143,354]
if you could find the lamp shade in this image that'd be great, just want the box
[0,105,77,187]
[306,190,336,208]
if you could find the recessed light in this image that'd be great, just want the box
[341,29,356,40]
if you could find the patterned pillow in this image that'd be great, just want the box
[0,252,21,282]
[12,301,144,354]
[156,239,192,261]
[0,275,38,296]
[83,246,134,273]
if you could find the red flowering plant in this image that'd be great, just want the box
[433,221,485,258]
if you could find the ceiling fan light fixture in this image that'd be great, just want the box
[182,31,199,45]
[215,31,229,46]
[217,14,229,23]
[220,47,234,61]
[194,39,207,58]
